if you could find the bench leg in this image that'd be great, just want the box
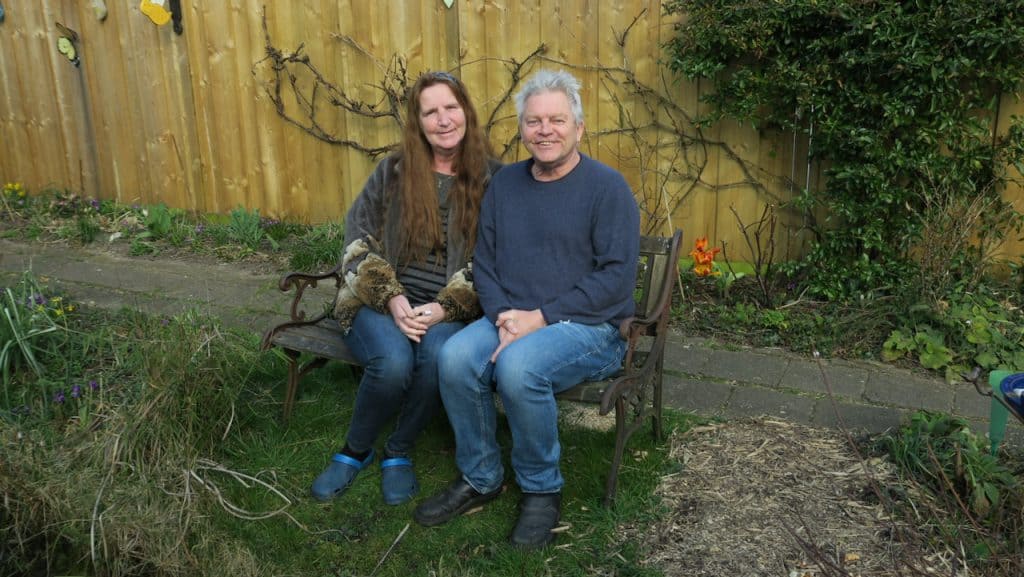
[652,360,664,442]
[604,370,664,506]
[604,397,628,506]
[281,349,328,423]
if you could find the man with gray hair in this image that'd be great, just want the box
[413,69,640,549]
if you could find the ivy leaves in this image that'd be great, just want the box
[664,0,1024,300]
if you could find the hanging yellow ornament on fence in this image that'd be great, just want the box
[140,0,171,26]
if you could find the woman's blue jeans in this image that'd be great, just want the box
[342,307,464,457]
[438,317,626,494]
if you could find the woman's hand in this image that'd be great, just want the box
[387,296,445,342]
[409,302,445,329]
[388,295,426,342]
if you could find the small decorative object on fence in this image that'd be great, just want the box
[55,22,80,68]
[169,0,183,34]
[0,2,5,24]
[90,0,107,21]
[140,0,171,26]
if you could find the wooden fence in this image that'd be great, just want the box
[1,1,1021,261]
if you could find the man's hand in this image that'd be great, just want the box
[387,295,442,343]
[490,308,545,362]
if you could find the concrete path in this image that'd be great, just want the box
[2,238,1018,441]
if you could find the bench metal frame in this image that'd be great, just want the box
[262,230,682,505]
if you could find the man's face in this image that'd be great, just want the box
[520,90,584,171]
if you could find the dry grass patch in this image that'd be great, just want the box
[627,418,967,577]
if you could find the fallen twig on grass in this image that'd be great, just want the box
[369,522,410,577]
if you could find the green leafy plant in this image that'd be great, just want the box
[129,237,156,255]
[0,272,71,407]
[288,221,344,271]
[227,206,277,252]
[141,203,175,240]
[75,213,101,244]
[883,291,1024,379]
[876,411,1020,537]
[882,328,954,372]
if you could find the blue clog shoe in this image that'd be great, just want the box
[381,456,419,505]
[311,449,375,502]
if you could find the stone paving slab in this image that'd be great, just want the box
[863,370,955,414]
[718,384,817,424]
[661,375,733,415]
[778,358,869,400]
[703,348,790,387]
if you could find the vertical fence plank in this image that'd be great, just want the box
[0,5,37,188]
[14,2,70,190]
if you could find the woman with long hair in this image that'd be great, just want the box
[312,71,501,505]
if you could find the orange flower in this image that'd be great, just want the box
[689,236,721,277]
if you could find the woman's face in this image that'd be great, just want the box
[418,83,466,157]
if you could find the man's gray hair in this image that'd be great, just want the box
[514,69,584,124]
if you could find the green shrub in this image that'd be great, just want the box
[665,0,1024,300]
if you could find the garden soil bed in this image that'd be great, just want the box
[623,418,958,577]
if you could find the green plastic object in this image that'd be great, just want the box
[988,370,1013,455]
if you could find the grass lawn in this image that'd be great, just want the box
[210,360,681,577]
[1,294,690,577]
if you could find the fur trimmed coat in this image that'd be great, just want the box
[332,154,501,333]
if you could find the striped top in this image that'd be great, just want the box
[397,173,452,306]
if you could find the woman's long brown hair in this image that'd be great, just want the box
[394,72,493,264]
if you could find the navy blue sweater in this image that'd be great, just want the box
[474,154,641,326]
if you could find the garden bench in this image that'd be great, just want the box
[261,230,682,504]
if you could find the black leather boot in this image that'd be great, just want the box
[413,478,502,527]
[509,492,561,549]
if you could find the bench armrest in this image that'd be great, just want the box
[599,229,681,415]
[261,264,344,352]
[598,316,670,415]
[277,264,344,322]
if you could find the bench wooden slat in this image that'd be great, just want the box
[262,230,682,505]
[268,318,359,364]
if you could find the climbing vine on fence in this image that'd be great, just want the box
[665,0,1024,300]
[251,8,792,237]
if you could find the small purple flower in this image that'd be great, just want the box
[194,224,205,234]
[71,384,82,398]
[53,390,66,404]
[34,294,47,305]
[161,318,170,326]
[89,380,99,391]
[91,199,101,211]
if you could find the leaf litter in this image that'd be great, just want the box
[622,417,971,577]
